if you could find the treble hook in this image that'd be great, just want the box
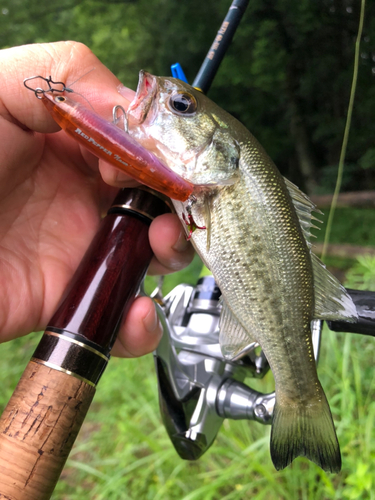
[23,75,74,99]
[112,105,129,133]
[182,195,207,240]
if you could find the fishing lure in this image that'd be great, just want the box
[24,75,195,202]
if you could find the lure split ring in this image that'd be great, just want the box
[23,75,74,99]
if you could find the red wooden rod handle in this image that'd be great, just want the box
[0,188,171,500]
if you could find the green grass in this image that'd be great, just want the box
[144,253,204,296]
[0,212,374,499]
[2,313,374,500]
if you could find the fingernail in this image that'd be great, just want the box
[117,84,136,104]
[114,170,130,183]
[144,304,162,334]
[172,230,190,253]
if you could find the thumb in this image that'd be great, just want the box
[0,41,134,133]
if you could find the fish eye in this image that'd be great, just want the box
[169,92,197,115]
[55,96,66,102]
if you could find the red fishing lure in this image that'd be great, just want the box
[25,76,194,202]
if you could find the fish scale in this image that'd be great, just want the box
[128,71,358,472]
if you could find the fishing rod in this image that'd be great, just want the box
[0,0,372,496]
[0,1,250,498]
[192,0,249,93]
[0,188,172,500]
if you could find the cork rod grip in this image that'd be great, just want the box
[0,361,95,500]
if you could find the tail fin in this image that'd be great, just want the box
[270,393,341,473]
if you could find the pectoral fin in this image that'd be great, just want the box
[219,301,257,359]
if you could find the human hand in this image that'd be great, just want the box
[0,41,194,356]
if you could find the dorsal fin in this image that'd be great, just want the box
[283,177,357,322]
[283,177,323,247]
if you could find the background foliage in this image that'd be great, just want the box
[1,0,375,499]
[1,0,375,194]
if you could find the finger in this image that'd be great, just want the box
[148,213,195,275]
[110,296,162,358]
[0,42,139,191]
[0,41,132,133]
[98,159,140,187]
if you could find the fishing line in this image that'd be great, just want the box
[321,0,366,262]
[68,67,96,88]
[67,68,97,111]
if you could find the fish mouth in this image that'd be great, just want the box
[127,70,157,124]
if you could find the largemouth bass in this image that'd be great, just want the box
[128,72,358,472]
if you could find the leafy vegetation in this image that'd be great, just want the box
[1,0,375,498]
[315,207,375,247]
[346,255,375,290]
